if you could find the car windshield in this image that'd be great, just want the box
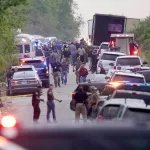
[113,92,150,100]
[12,68,32,72]
[100,105,120,119]
[24,60,46,68]
[16,45,23,53]
[100,44,109,50]
[13,71,35,79]
[116,58,141,66]
[124,108,150,121]
[35,49,44,56]
[101,54,121,61]
[113,75,144,83]
[24,45,30,53]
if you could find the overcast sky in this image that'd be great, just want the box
[75,0,150,38]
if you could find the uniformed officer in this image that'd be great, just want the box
[75,57,82,84]
[51,60,62,87]
[32,90,44,123]
[47,84,62,123]
[73,86,88,123]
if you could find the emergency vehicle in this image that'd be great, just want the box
[15,33,37,59]
[110,33,139,55]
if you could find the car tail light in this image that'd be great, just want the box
[132,92,137,95]
[134,68,140,71]
[117,66,121,70]
[114,66,116,69]
[24,54,29,58]
[11,80,18,84]
[1,116,16,128]
[72,92,75,98]
[97,115,104,121]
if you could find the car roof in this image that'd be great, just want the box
[126,66,150,70]
[102,51,126,55]
[104,99,150,109]
[78,81,107,85]
[21,57,45,61]
[116,55,140,59]
[115,89,150,96]
[113,72,144,77]
[11,65,34,68]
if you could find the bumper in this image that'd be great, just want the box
[12,87,39,94]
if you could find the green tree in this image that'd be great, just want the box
[24,0,83,40]
[133,16,150,64]
[0,0,28,72]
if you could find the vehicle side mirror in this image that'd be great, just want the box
[109,63,114,66]
[143,61,148,65]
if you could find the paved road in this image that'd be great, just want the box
[8,66,77,124]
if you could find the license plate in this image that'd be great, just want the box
[21,81,27,84]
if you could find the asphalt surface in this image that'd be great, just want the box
[8,65,78,124]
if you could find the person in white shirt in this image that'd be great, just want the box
[78,45,86,63]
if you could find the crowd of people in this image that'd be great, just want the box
[32,38,104,123]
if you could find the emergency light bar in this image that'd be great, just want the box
[110,34,134,38]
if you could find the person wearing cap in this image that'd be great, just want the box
[32,90,44,123]
[47,84,62,123]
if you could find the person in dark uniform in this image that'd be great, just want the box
[51,60,62,87]
[47,84,62,123]
[32,90,44,123]
[91,50,98,74]
[73,86,88,123]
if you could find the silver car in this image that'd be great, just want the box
[9,71,42,95]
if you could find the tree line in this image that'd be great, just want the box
[0,0,83,80]
[133,16,150,64]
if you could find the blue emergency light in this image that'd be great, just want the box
[34,41,39,47]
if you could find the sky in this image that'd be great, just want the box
[75,0,150,38]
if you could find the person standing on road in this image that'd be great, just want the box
[75,57,82,84]
[68,42,77,72]
[61,58,69,85]
[47,84,62,123]
[77,45,86,63]
[32,90,44,123]
[61,45,71,63]
[91,50,98,74]
[73,86,88,123]
[78,64,88,83]
[51,60,62,87]
[50,50,59,66]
